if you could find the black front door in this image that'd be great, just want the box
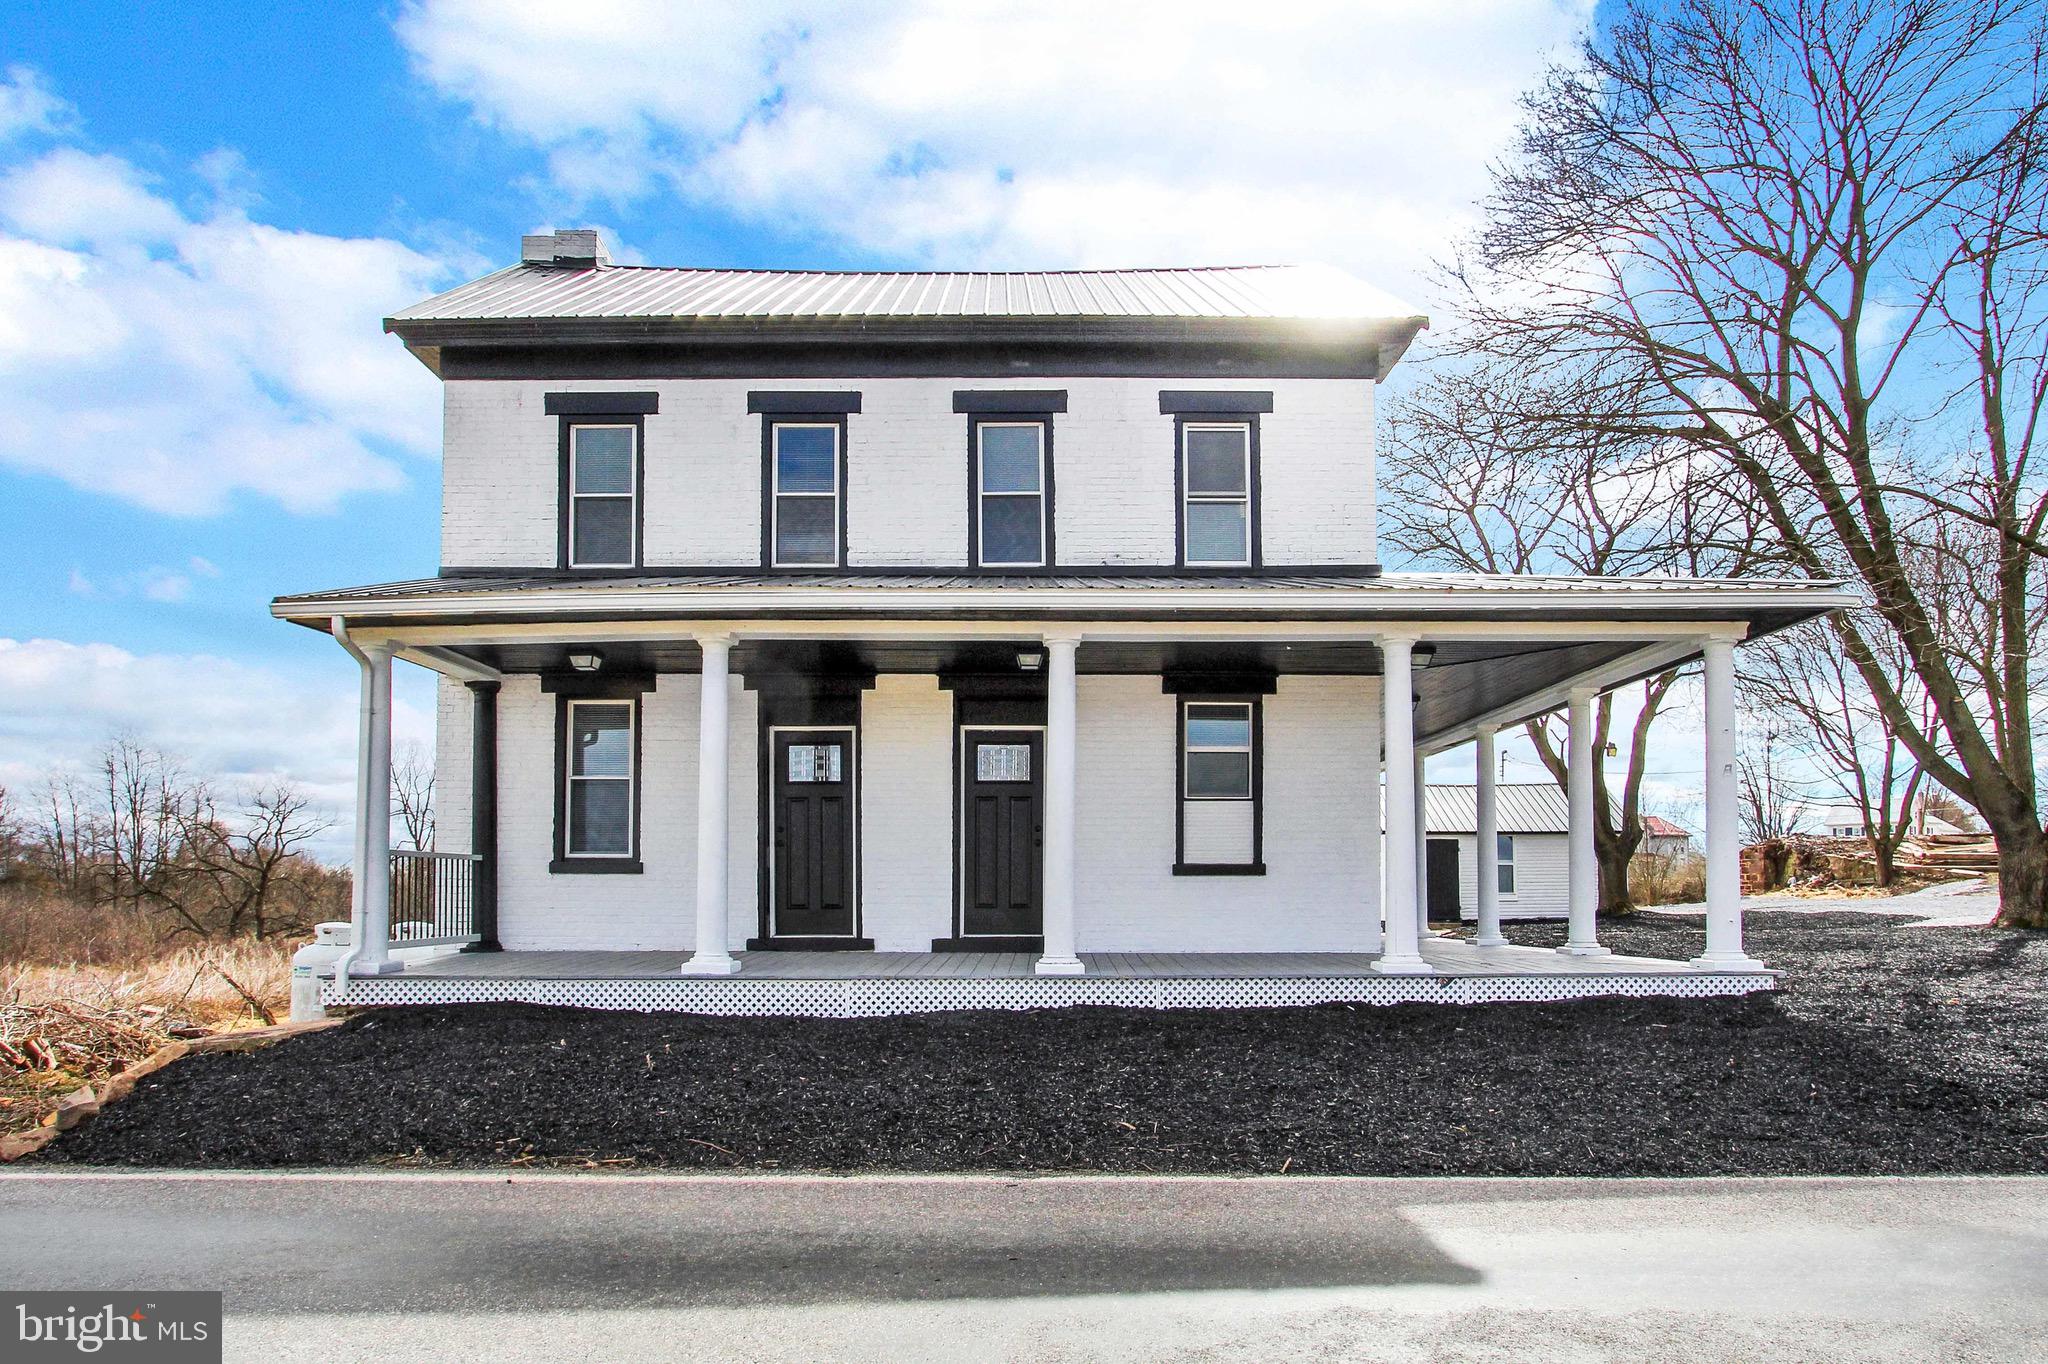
[1426,838,1462,923]
[961,729,1043,937]
[772,729,856,938]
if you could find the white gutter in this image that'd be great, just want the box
[274,579,1861,623]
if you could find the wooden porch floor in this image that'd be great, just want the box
[397,940,1713,981]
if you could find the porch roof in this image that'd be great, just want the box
[273,571,1852,750]
[273,569,1851,632]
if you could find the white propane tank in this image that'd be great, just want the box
[290,922,353,1022]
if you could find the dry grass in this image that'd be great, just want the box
[1,939,294,1026]
[0,889,299,1138]
[1629,852,1707,906]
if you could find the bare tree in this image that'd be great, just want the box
[98,736,198,912]
[1383,360,1758,913]
[391,742,436,851]
[1740,615,1930,883]
[1443,0,2048,925]
[1737,732,1796,845]
[31,771,99,897]
[153,781,336,939]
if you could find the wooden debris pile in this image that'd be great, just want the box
[0,1000,210,1142]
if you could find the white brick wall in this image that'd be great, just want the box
[856,675,953,948]
[434,676,472,854]
[440,376,1380,569]
[491,674,758,951]
[1074,675,1383,952]
[455,669,1385,955]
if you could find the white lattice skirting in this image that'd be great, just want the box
[327,971,1775,1017]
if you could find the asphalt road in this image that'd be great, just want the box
[1,1172,2042,1362]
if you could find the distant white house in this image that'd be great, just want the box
[1641,815,1694,858]
[1815,805,1970,840]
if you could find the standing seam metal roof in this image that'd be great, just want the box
[387,263,1425,324]
[1425,784,1572,835]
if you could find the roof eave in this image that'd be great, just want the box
[380,312,1427,361]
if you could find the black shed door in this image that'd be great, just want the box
[1426,838,1462,923]
[772,729,856,938]
[962,730,1043,936]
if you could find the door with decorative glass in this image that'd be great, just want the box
[960,729,1043,938]
[771,728,857,938]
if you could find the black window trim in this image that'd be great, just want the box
[556,412,647,572]
[1172,690,1266,876]
[759,412,851,569]
[966,411,1056,569]
[1172,412,1262,569]
[551,686,646,874]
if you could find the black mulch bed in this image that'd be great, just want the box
[41,912,2048,1175]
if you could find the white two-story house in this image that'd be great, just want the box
[274,230,1850,1015]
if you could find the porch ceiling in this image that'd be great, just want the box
[436,635,1649,746]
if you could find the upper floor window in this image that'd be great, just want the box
[749,393,861,570]
[1181,422,1254,567]
[771,423,842,567]
[974,420,1048,567]
[567,424,637,568]
[544,392,656,572]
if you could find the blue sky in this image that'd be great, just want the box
[1,0,1637,847]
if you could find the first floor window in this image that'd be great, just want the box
[772,422,841,566]
[566,700,635,856]
[568,424,636,567]
[1178,698,1260,870]
[1496,833,1516,894]
[975,420,1047,566]
[1182,422,1252,566]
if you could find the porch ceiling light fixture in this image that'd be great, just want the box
[567,650,604,673]
[1411,643,1438,667]
[1016,650,1043,671]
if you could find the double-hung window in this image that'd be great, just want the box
[1496,833,1516,895]
[1176,698,1262,873]
[770,422,842,566]
[1181,422,1253,566]
[975,421,1047,567]
[567,424,637,568]
[564,700,635,859]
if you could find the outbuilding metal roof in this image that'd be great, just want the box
[1426,783,1571,835]
[387,262,1423,325]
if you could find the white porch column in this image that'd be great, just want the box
[1694,636,1766,970]
[1036,633,1085,975]
[681,633,742,975]
[354,641,399,974]
[1474,724,1506,946]
[1413,745,1429,937]
[1376,635,1431,973]
[1558,687,1610,957]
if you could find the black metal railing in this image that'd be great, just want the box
[389,849,482,946]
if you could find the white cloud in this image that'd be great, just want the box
[0,637,433,861]
[0,66,71,142]
[399,0,1592,292]
[63,559,225,605]
[0,93,463,515]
